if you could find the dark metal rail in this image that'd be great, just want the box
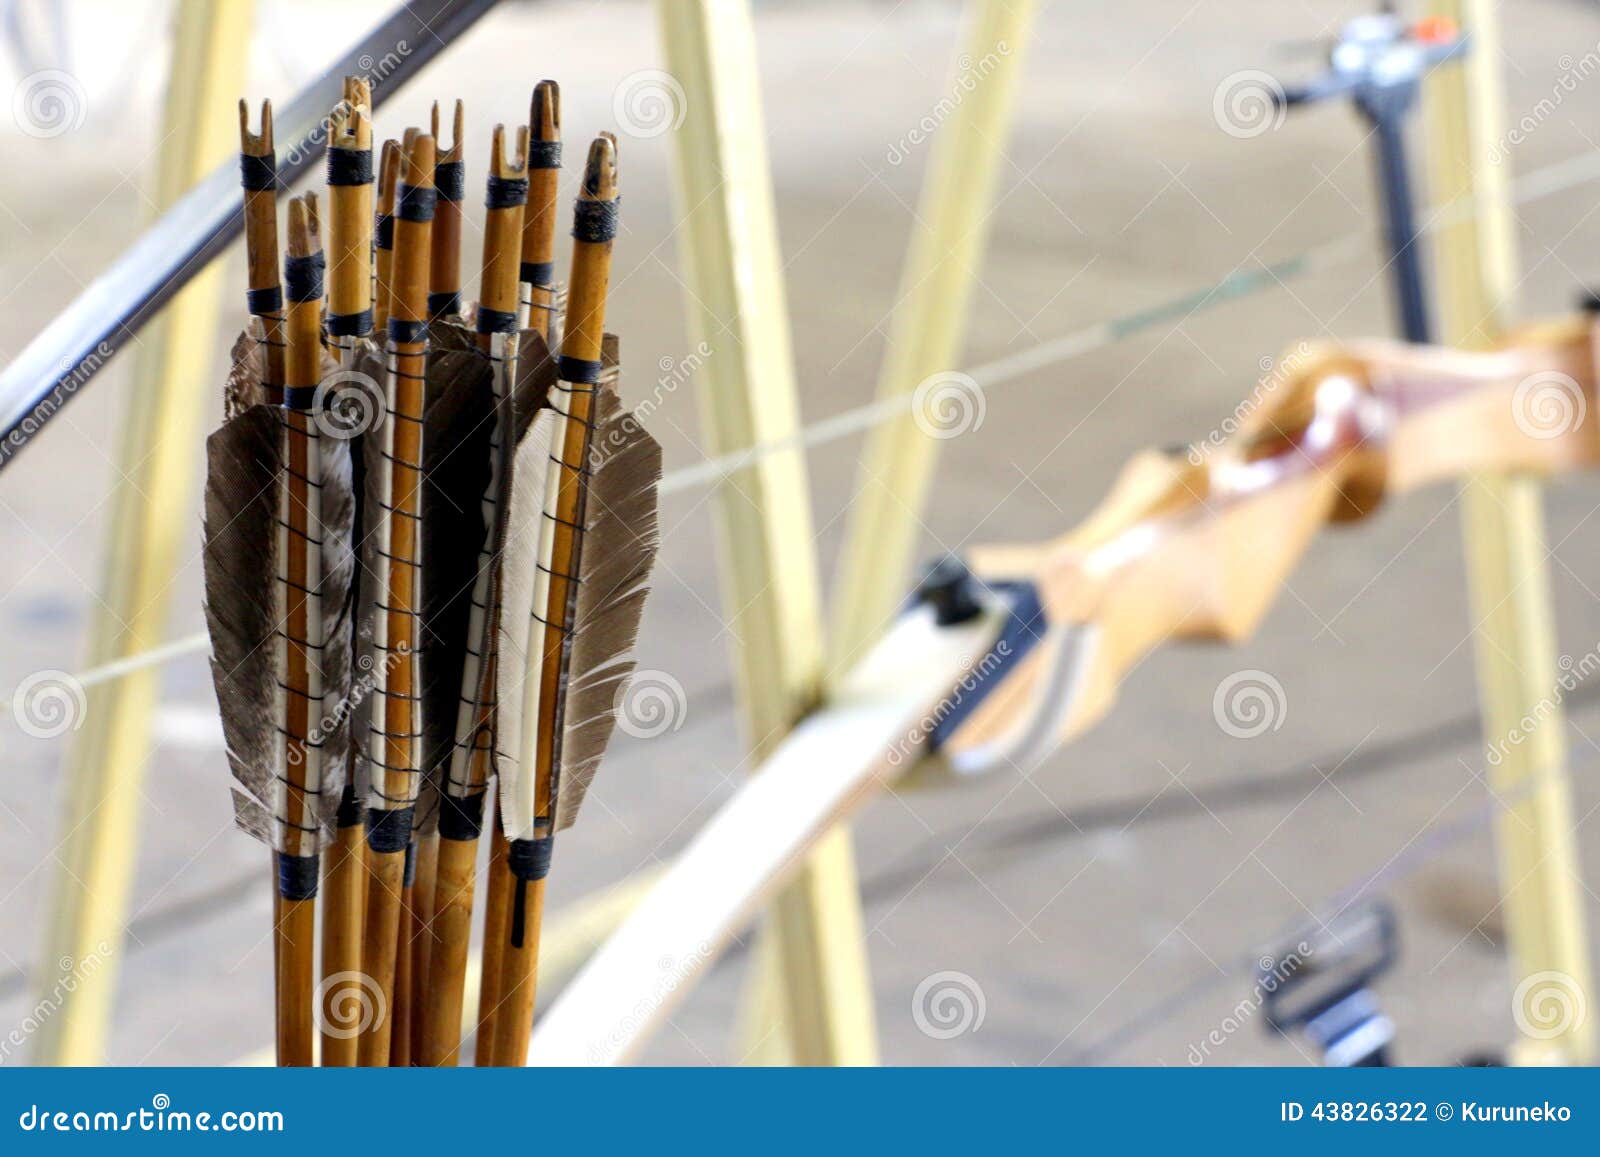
[0,0,500,470]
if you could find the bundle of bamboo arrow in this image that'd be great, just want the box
[202,77,662,1067]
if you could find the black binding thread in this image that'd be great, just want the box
[284,254,324,304]
[246,286,283,315]
[485,175,529,210]
[375,214,395,250]
[558,355,603,384]
[327,147,374,187]
[277,852,319,901]
[476,306,517,335]
[520,260,555,287]
[507,836,554,946]
[397,183,437,222]
[528,139,562,170]
[435,159,466,203]
[327,309,373,338]
[427,291,462,319]
[239,151,277,191]
[437,790,486,842]
[365,806,415,854]
[387,318,427,344]
[572,198,619,244]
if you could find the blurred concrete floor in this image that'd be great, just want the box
[4,0,1600,1065]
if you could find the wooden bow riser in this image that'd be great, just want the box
[943,316,1600,770]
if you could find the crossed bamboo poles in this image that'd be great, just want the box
[227,79,625,1066]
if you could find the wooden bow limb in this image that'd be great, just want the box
[527,605,1002,1065]
[527,315,1600,1064]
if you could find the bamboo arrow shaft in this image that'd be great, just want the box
[320,80,373,1071]
[275,194,326,1068]
[239,100,284,399]
[359,133,434,1067]
[492,133,617,1068]
[519,81,561,340]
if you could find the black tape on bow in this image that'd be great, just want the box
[365,806,415,855]
[437,791,486,842]
[239,151,277,191]
[427,291,462,319]
[387,318,428,344]
[485,176,529,210]
[435,160,465,203]
[284,254,324,304]
[558,355,602,384]
[397,183,437,222]
[528,139,562,170]
[375,214,395,250]
[476,307,517,335]
[572,198,619,244]
[277,852,319,901]
[520,261,555,288]
[327,146,374,187]
[246,286,283,315]
[283,385,318,410]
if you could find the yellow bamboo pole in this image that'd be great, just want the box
[828,0,1035,671]
[658,0,876,1065]
[1423,0,1595,1065]
[31,0,254,1066]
